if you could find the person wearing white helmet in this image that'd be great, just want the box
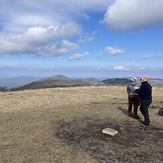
[127,77,140,119]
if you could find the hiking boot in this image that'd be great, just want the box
[133,116,141,119]
[128,113,133,117]
[140,123,149,127]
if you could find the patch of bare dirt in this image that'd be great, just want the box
[56,119,163,163]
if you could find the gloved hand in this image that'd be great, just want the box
[135,86,139,90]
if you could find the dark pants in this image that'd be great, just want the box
[128,95,140,117]
[140,99,152,126]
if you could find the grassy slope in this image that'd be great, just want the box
[0,86,162,163]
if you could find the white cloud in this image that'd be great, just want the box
[105,46,126,55]
[137,67,146,70]
[40,40,79,56]
[157,53,163,57]
[103,0,163,31]
[0,0,112,32]
[97,51,104,56]
[139,55,154,60]
[113,66,129,70]
[0,0,111,56]
[0,23,81,55]
[129,57,134,60]
[79,31,96,43]
[69,52,89,61]
[138,53,163,60]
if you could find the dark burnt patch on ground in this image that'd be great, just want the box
[56,119,163,163]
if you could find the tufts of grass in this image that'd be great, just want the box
[0,86,163,162]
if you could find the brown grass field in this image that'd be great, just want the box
[0,86,163,163]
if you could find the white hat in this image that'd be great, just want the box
[130,77,137,82]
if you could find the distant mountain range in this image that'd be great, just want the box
[0,76,42,88]
[10,75,103,91]
[0,75,163,92]
[0,86,7,92]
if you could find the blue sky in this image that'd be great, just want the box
[0,0,163,79]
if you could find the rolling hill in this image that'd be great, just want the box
[1,75,163,92]
[11,75,103,91]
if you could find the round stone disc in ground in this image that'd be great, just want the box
[102,128,118,136]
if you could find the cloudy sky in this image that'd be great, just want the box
[0,0,163,79]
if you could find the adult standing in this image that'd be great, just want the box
[135,76,152,127]
[127,77,140,118]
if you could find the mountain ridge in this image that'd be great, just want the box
[1,75,163,91]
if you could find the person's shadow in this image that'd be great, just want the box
[118,106,143,123]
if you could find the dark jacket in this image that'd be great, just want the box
[136,81,152,101]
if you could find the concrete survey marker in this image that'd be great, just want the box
[102,128,118,136]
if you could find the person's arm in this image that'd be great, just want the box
[135,84,145,96]
[127,85,130,94]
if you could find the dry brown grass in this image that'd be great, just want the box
[0,86,163,163]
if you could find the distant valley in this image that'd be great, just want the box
[0,76,42,89]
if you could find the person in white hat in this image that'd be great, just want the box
[127,77,140,118]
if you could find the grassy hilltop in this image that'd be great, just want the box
[0,86,163,162]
